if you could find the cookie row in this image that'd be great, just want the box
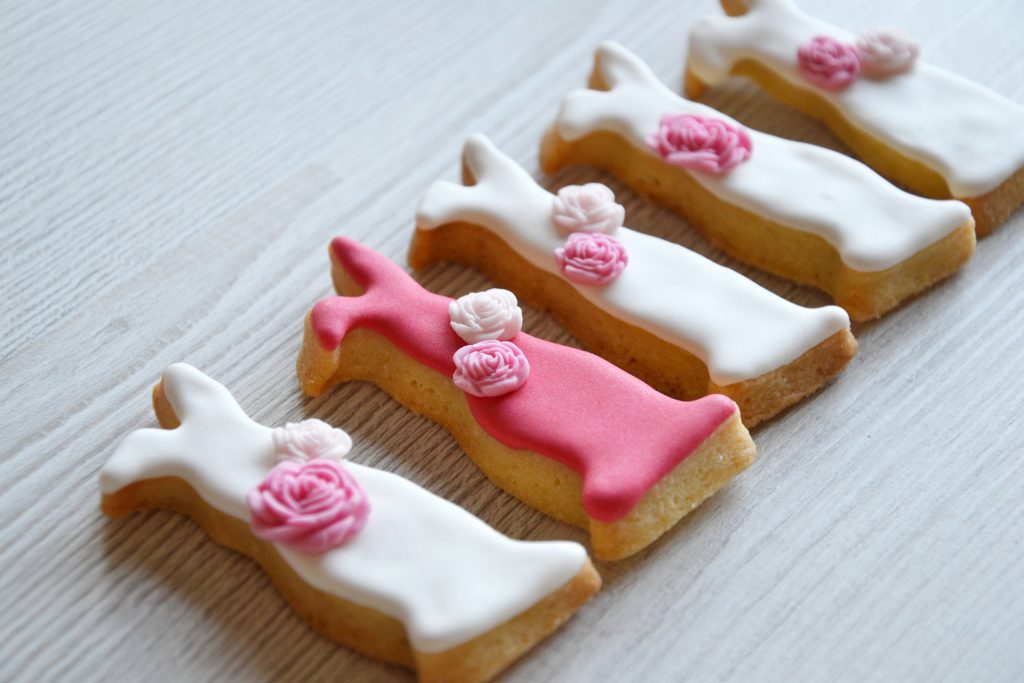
[98,2,1021,680]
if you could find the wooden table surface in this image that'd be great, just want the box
[3,1,1023,680]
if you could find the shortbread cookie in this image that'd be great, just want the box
[685,0,1024,235]
[540,42,976,320]
[297,238,756,561]
[100,364,600,683]
[412,134,856,426]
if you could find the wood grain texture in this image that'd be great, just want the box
[1,0,1022,681]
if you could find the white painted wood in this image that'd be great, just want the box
[2,0,1022,681]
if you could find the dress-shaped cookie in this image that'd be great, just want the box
[685,0,1024,235]
[297,238,757,560]
[541,41,976,320]
[412,134,856,426]
[100,364,600,683]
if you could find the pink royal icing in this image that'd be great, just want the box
[272,419,353,462]
[797,35,861,91]
[453,340,531,397]
[646,113,753,175]
[311,238,738,522]
[856,29,919,78]
[248,458,369,553]
[551,183,625,235]
[555,232,628,286]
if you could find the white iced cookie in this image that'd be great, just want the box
[100,364,599,683]
[685,0,1024,235]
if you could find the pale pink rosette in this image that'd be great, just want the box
[554,232,628,286]
[645,114,753,175]
[271,419,352,462]
[248,458,369,553]
[452,340,530,398]
[448,288,523,344]
[797,35,862,91]
[551,183,625,235]
[856,29,919,78]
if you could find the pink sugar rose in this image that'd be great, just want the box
[248,458,369,553]
[646,114,752,175]
[452,340,530,398]
[554,232,628,286]
[797,35,861,91]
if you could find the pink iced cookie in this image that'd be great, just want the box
[299,237,756,560]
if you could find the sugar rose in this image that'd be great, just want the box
[248,458,369,554]
[452,340,530,398]
[797,35,861,91]
[271,419,352,462]
[552,183,625,235]
[857,29,919,78]
[448,289,523,344]
[646,113,753,175]
[555,232,628,286]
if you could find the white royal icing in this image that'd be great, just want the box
[416,134,850,387]
[100,364,587,654]
[554,42,972,272]
[686,0,1024,197]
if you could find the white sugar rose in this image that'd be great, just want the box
[448,289,523,344]
[272,419,353,462]
[552,183,625,235]
[857,29,919,78]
